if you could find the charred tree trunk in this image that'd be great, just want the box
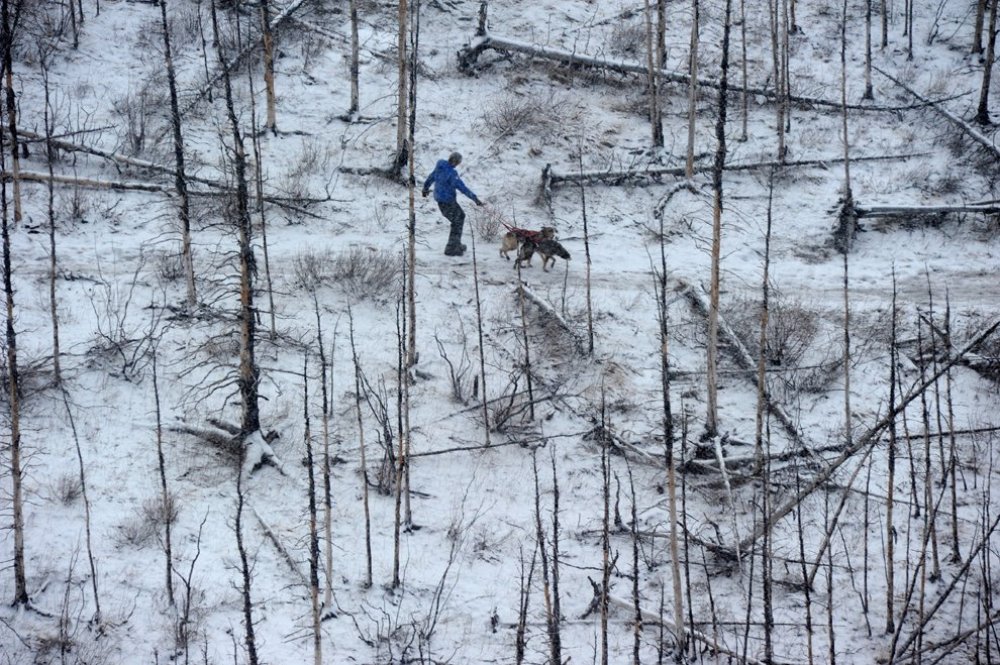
[348,0,360,117]
[974,0,988,55]
[152,352,174,608]
[885,270,898,635]
[160,0,198,308]
[302,356,323,665]
[643,0,663,148]
[975,0,998,125]
[260,0,277,134]
[40,55,62,384]
[864,0,874,100]
[393,0,409,175]
[2,0,23,224]
[685,0,699,177]
[348,307,373,588]
[211,0,261,437]
[1,0,26,608]
[705,0,733,438]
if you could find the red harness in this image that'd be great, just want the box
[503,222,544,245]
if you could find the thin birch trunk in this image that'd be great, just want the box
[470,229,491,446]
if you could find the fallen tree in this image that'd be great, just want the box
[874,64,1000,161]
[539,152,927,202]
[459,33,955,114]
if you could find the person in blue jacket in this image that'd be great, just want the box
[422,152,484,256]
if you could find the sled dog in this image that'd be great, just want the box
[534,238,571,272]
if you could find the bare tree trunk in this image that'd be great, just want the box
[864,0,874,100]
[152,351,174,608]
[392,296,405,589]
[578,155,594,355]
[974,0,988,55]
[348,0,359,117]
[514,545,535,665]
[881,0,888,50]
[260,0,277,134]
[40,55,62,384]
[599,405,611,665]
[469,230,491,446]
[885,270,898,635]
[234,458,260,665]
[406,0,420,369]
[516,263,535,421]
[61,386,102,624]
[705,0,733,438]
[769,0,786,161]
[548,450,563,661]
[314,306,335,608]
[643,0,663,147]
[211,0,261,437]
[654,211,685,653]
[975,0,998,125]
[197,0,213,104]
[394,0,409,174]
[2,0,23,225]
[159,0,197,308]
[302,356,322,665]
[0,20,26,610]
[348,307,373,588]
[245,35,277,341]
[531,451,558,665]
[740,0,748,141]
[685,0,699,177]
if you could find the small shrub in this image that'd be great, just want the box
[155,252,185,283]
[50,473,82,505]
[142,492,179,528]
[607,20,646,58]
[114,514,157,548]
[725,292,820,368]
[472,205,504,242]
[293,247,402,302]
[480,92,567,141]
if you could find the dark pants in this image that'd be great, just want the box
[438,201,465,254]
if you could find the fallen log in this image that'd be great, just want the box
[460,33,946,114]
[856,203,1000,217]
[517,282,587,356]
[541,152,928,198]
[873,64,1000,161]
[730,317,1000,556]
[677,279,812,454]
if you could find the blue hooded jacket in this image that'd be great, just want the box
[423,159,479,204]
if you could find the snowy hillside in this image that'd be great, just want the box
[1,0,999,664]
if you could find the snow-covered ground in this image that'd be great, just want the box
[2,0,999,663]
